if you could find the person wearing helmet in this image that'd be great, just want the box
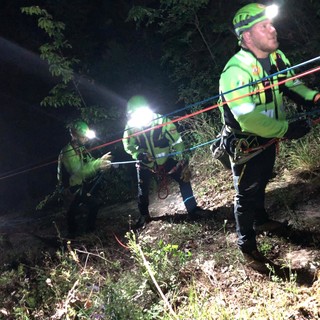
[57,120,112,237]
[123,95,203,229]
[218,3,320,271]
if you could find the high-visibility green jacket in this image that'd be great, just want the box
[123,113,184,168]
[219,48,319,138]
[57,142,102,188]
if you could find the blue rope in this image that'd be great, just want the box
[150,56,320,121]
[155,137,220,160]
[155,105,320,160]
[0,57,319,181]
[120,56,320,147]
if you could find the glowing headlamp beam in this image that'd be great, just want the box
[265,4,279,20]
[128,107,154,128]
[85,129,96,139]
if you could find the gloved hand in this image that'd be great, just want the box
[137,152,154,164]
[180,162,192,182]
[100,152,112,170]
[284,119,311,140]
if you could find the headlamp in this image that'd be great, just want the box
[85,129,96,139]
[265,4,279,20]
[128,107,154,128]
[233,3,280,39]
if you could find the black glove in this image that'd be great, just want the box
[137,152,153,164]
[284,119,311,140]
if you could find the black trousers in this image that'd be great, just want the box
[136,158,197,216]
[232,144,276,253]
[66,185,100,236]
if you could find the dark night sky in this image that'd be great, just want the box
[0,36,73,210]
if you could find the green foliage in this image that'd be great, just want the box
[20,4,128,156]
[97,166,137,204]
[180,108,221,162]
[0,244,128,319]
[21,6,81,109]
[258,240,274,256]
[21,6,64,37]
[41,83,81,108]
[101,275,148,319]
[127,232,192,293]
[127,6,157,27]
[127,0,224,105]
[20,4,126,131]
[285,126,320,170]
[80,105,116,124]
[1,215,319,319]
[275,125,320,174]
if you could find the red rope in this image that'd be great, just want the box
[1,66,319,181]
[156,166,169,200]
[113,232,130,249]
[243,138,279,154]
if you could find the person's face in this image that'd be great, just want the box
[72,133,88,145]
[244,19,279,57]
[78,135,89,145]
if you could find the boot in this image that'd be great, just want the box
[188,207,208,220]
[241,249,275,274]
[254,219,286,233]
[135,214,151,229]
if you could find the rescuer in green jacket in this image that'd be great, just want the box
[123,95,202,228]
[219,3,320,271]
[58,120,112,237]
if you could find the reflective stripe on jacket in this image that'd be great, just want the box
[219,49,319,138]
[123,113,184,168]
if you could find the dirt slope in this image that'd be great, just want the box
[1,165,320,271]
[1,163,320,318]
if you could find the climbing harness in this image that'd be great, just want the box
[222,126,279,165]
[218,106,320,166]
[210,127,232,170]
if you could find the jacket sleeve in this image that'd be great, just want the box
[123,126,145,159]
[220,65,288,138]
[279,51,319,107]
[163,117,185,154]
[61,145,101,186]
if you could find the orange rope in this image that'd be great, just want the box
[113,232,130,249]
[1,66,319,181]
